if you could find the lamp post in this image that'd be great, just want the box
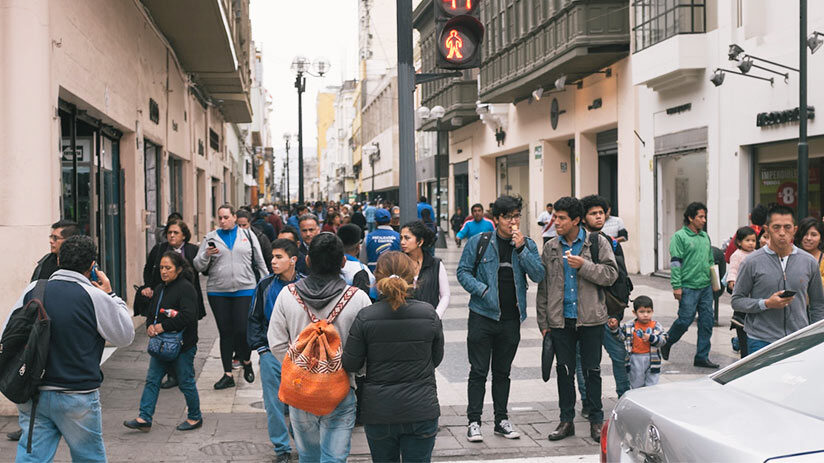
[291,56,330,205]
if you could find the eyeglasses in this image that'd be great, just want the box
[501,214,521,221]
[48,234,64,242]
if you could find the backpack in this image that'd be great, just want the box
[589,232,633,320]
[279,284,359,416]
[0,280,51,453]
[472,232,493,276]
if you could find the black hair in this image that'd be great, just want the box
[52,220,82,239]
[554,196,584,221]
[767,204,795,224]
[419,196,427,203]
[271,238,299,258]
[683,202,707,226]
[734,226,757,247]
[160,251,195,284]
[794,217,824,251]
[167,212,183,223]
[307,233,344,276]
[235,209,253,221]
[491,195,523,218]
[633,295,653,311]
[165,220,192,243]
[580,195,609,215]
[756,227,768,249]
[299,213,319,226]
[546,202,553,208]
[750,204,768,227]
[471,203,484,213]
[353,203,361,212]
[58,235,96,274]
[296,205,308,214]
[421,208,433,222]
[401,220,436,248]
[279,225,301,243]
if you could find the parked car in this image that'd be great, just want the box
[602,319,824,462]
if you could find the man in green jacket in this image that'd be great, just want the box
[660,202,719,368]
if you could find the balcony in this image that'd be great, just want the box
[141,0,252,122]
[480,0,630,103]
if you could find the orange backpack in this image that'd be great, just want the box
[279,284,359,415]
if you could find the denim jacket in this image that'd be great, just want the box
[456,232,545,322]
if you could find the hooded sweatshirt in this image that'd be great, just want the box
[267,274,372,387]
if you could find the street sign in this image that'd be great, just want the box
[435,0,484,70]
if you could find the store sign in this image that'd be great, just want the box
[756,106,815,128]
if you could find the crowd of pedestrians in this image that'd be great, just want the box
[5,193,824,463]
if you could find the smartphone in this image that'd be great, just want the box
[779,290,796,298]
[90,263,99,282]
[207,240,216,248]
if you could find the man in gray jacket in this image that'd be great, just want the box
[731,204,824,354]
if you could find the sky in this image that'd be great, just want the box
[250,0,359,150]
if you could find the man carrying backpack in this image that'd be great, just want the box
[536,197,618,443]
[2,235,135,462]
[267,233,371,462]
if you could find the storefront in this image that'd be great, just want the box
[496,150,531,234]
[752,137,824,219]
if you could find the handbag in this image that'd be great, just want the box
[146,287,183,362]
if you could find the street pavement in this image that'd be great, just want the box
[0,240,740,462]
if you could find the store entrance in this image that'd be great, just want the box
[655,151,707,272]
[496,151,530,235]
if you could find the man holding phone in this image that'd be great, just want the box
[732,205,824,355]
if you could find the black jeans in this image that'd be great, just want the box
[208,295,253,373]
[466,311,521,424]
[551,318,604,423]
[364,418,438,463]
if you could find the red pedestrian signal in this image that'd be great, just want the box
[435,1,483,70]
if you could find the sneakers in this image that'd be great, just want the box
[214,375,236,390]
[494,420,520,439]
[466,421,483,442]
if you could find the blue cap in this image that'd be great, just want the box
[375,208,391,224]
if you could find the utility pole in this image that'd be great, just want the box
[798,0,809,219]
[397,0,417,225]
[296,74,306,204]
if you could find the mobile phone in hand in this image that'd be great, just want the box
[779,290,796,298]
[90,263,99,282]
[208,240,216,248]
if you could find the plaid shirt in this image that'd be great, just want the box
[610,319,669,373]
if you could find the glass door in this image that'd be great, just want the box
[99,134,124,295]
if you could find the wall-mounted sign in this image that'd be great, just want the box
[560,161,568,173]
[756,106,815,128]
[534,145,543,159]
[550,98,566,130]
[666,103,692,115]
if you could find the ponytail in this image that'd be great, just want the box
[374,251,416,311]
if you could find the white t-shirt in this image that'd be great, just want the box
[538,211,557,238]
[602,216,626,239]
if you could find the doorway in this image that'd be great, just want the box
[597,129,619,214]
[453,161,469,219]
[496,150,530,235]
[655,151,708,271]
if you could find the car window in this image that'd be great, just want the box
[712,321,824,420]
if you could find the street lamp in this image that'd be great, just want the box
[283,133,292,204]
[291,55,330,204]
[363,143,380,200]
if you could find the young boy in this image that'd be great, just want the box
[607,296,668,389]
[247,238,304,463]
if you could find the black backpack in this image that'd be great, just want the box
[0,280,51,452]
[472,232,494,276]
[589,232,633,320]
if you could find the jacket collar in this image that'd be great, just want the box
[763,245,799,256]
[49,269,93,286]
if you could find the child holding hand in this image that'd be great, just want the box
[608,296,668,389]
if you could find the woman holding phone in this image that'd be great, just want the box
[194,204,267,390]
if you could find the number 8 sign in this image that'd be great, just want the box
[776,182,797,206]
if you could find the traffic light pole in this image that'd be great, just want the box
[296,73,306,204]
[397,0,416,225]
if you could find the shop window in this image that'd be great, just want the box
[756,160,822,220]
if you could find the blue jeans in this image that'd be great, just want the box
[260,351,291,455]
[746,337,771,356]
[364,418,439,463]
[289,389,356,463]
[139,346,201,422]
[667,286,714,361]
[577,325,630,401]
[16,390,106,463]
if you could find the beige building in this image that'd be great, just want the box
[0,0,254,406]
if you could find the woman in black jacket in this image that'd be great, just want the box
[400,220,450,318]
[343,251,445,463]
[124,251,203,432]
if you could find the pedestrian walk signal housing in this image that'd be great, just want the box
[435,0,484,70]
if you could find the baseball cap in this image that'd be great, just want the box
[375,208,391,224]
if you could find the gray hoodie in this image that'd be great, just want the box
[193,227,268,293]
[731,245,824,343]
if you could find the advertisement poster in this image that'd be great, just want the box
[758,161,821,216]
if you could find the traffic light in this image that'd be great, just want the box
[434,0,484,70]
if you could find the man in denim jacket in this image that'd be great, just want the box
[457,195,545,443]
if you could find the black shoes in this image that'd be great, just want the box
[275,453,291,463]
[493,420,520,439]
[590,422,603,442]
[123,419,152,432]
[6,429,22,441]
[160,375,179,389]
[548,422,575,441]
[581,405,592,419]
[243,362,255,383]
[660,343,671,360]
[176,419,203,431]
[694,358,720,369]
[214,375,236,390]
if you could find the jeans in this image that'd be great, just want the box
[260,351,291,455]
[289,389,356,463]
[139,346,201,422]
[466,311,521,424]
[208,295,253,372]
[577,325,630,402]
[364,418,438,463]
[16,390,106,463]
[746,337,771,356]
[368,222,376,233]
[667,286,714,361]
[551,318,604,423]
